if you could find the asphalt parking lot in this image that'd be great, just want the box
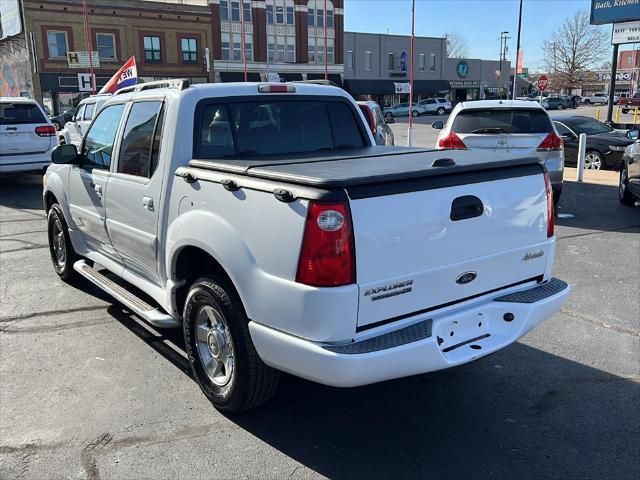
[1,165,639,478]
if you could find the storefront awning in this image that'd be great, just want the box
[343,79,450,95]
[219,72,262,82]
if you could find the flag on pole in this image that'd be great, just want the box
[99,56,137,94]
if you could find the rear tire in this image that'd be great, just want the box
[437,107,445,115]
[584,151,604,170]
[557,105,563,110]
[47,204,78,281]
[619,168,637,206]
[411,110,419,117]
[622,109,629,114]
[183,277,280,413]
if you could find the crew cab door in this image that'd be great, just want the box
[68,103,126,257]
[105,100,165,282]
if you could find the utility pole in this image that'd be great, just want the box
[606,43,619,123]
[82,0,95,95]
[407,0,415,146]
[512,0,523,100]
[499,31,509,99]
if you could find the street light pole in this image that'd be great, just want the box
[407,0,415,146]
[499,31,509,99]
[512,0,523,100]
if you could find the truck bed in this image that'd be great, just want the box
[187,147,541,189]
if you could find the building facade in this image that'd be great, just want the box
[0,0,344,115]
[343,31,511,106]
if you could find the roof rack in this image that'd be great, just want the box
[115,78,190,96]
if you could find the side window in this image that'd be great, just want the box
[327,102,366,149]
[82,104,126,170]
[74,104,85,122]
[117,101,164,177]
[84,102,96,121]
[554,122,571,136]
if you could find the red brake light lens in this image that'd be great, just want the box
[296,201,355,287]
[544,172,554,238]
[358,105,377,137]
[537,132,563,151]
[438,131,467,149]
[35,126,56,137]
[257,84,296,93]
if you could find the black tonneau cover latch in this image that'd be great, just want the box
[431,158,456,167]
[273,188,296,203]
[221,179,240,191]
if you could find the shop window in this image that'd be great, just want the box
[287,43,295,62]
[220,0,229,20]
[47,31,69,59]
[231,1,240,21]
[308,38,315,63]
[327,9,333,27]
[233,42,242,61]
[388,53,395,71]
[286,6,294,24]
[275,5,284,24]
[429,54,436,72]
[181,37,198,63]
[245,41,253,61]
[222,41,230,60]
[266,4,273,24]
[96,33,116,61]
[268,40,275,62]
[307,6,314,26]
[419,53,425,72]
[143,36,162,63]
[364,51,372,71]
[242,1,252,21]
[346,50,353,70]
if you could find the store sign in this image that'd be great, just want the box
[456,61,469,79]
[612,20,640,44]
[77,73,96,92]
[591,0,640,25]
[67,51,100,69]
[0,0,22,40]
[394,82,410,94]
[450,80,480,88]
[399,51,408,72]
[597,71,634,81]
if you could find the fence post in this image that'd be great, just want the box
[576,133,587,182]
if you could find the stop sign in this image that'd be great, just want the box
[538,75,549,92]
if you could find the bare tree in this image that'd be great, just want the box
[542,11,610,91]
[445,31,470,59]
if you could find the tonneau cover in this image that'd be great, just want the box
[188,147,541,188]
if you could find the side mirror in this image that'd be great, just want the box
[51,144,80,164]
[384,116,395,124]
[432,120,444,130]
[627,129,639,141]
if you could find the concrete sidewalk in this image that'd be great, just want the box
[563,167,619,187]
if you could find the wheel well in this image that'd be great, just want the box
[173,246,239,316]
[44,191,58,213]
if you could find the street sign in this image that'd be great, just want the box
[518,72,529,78]
[77,73,95,92]
[537,75,549,92]
[67,51,100,68]
[612,20,640,44]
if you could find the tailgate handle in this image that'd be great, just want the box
[450,195,484,221]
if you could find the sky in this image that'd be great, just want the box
[344,0,637,72]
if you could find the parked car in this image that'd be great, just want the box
[357,101,395,146]
[619,92,640,114]
[432,99,565,205]
[581,93,608,105]
[44,80,568,412]
[383,102,423,118]
[418,98,452,115]
[50,107,77,130]
[541,97,572,110]
[619,129,640,206]
[58,94,110,146]
[552,115,635,170]
[0,97,56,173]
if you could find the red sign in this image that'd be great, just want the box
[537,75,549,92]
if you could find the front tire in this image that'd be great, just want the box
[411,110,419,117]
[622,109,629,114]
[584,151,604,170]
[619,168,637,206]
[436,107,446,115]
[47,204,78,281]
[183,277,280,413]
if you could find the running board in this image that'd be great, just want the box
[73,260,179,328]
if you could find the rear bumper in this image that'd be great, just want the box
[0,152,51,173]
[250,278,570,387]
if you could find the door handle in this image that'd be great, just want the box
[93,183,103,197]
[142,196,154,211]
[450,195,484,221]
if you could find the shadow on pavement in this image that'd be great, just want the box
[556,181,639,235]
[0,173,46,211]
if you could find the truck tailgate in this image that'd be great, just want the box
[350,164,549,329]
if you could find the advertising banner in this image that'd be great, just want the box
[591,0,640,25]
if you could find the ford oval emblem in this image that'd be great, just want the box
[456,272,477,285]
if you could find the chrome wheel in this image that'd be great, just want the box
[584,152,602,170]
[195,305,234,387]
[51,217,66,267]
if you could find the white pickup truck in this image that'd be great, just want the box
[44,80,569,412]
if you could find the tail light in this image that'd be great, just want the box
[296,201,355,287]
[537,132,563,151]
[544,172,554,238]
[35,126,56,137]
[358,104,377,137]
[438,131,467,149]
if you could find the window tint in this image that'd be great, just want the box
[452,109,553,134]
[553,122,572,136]
[563,117,612,135]
[195,100,366,158]
[0,103,46,125]
[74,104,85,122]
[118,101,163,177]
[84,102,96,121]
[328,102,365,149]
[82,104,125,169]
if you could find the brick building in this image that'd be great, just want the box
[0,0,344,115]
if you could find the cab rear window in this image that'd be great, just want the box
[195,99,367,158]
[0,103,47,125]
[452,109,552,134]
